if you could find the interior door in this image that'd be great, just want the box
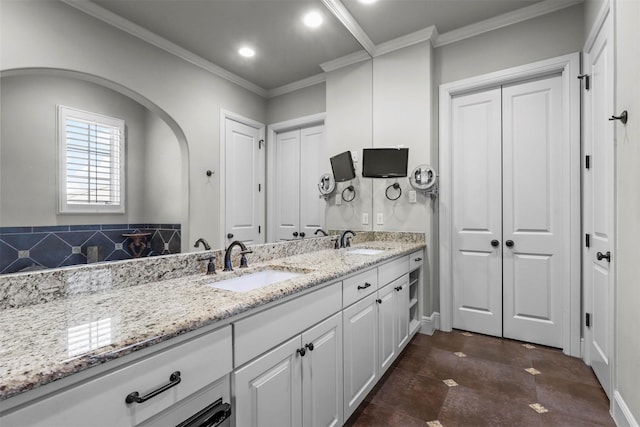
[225,117,263,245]
[299,125,325,238]
[275,129,301,241]
[584,14,614,398]
[502,75,565,348]
[451,87,503,337]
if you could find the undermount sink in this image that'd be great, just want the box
[346,248,386,255]
[208,269,303,293]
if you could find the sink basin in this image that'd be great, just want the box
[208,269,303,293]
[346,248,385,255]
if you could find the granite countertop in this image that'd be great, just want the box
[0,240,424,401]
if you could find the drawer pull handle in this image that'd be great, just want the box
[357,282,371,290]
[125,371,181,404]
[414,257,422,262]
[395,286,403,291]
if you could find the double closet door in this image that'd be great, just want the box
[451,75,568,348]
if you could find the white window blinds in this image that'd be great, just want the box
[58,106,125,213]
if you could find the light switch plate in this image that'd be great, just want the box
[409,190,417,203]
[362,213,369,225]
[336,193,342,205]
[351,151,358,162]
[376,213,384,225]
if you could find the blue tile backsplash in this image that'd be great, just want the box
[0,224,181,274]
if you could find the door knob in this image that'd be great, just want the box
[491,239,500,247]
[293,232,299,237]
[227,233,233,239]
[597,251,611,262]
[505,240,514,247]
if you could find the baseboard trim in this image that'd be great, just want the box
[613,390,639,427]
[420,312,440,336]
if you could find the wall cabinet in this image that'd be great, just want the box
[234,312,343,427]
[272,125,325,241]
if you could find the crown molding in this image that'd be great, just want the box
[60,0,268,97]
[267,73,326,98]
[320,50,371,72]
[373,26,437,57]
[320,0,376,56]
[434,0,583,48]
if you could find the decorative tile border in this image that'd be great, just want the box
[0,224,181,274]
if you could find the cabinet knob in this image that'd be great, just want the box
[305,343,314,351]
[491,239,499,247]
[376,298,382,304]
[300,232,306,238]
[293,232,299,237]
[227,233,234,239]
[296,347,306,357]
[505,240,514,247]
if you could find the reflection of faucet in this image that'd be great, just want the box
[224,241,253,271]
[314,229,328,236]
[194,238,211,251]
[340,230,356,248]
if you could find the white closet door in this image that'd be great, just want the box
[225,118,262,245]
[275,130,301,241]
[299,125,325,237]
[451,88,503,336]
[584,14,614,398]
[502,75,565,348]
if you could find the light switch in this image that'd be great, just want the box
[409,190,417,203]
[362,213,369,225]
[376,213,384,225]
[351,151,358,162]
[336,193,342,205]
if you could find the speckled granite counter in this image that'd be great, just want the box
[0,233,425,402]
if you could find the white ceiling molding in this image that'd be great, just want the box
[320,50,371,73]
[60,0,268,97]
[433,0,583,48]
[320,0,376,56]
[267,73,326,98]
[373,26,437,57]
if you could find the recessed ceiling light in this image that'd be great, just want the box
[303,11,323,28]
[238,46,255,58]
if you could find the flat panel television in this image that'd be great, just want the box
[330,151,356,182]
[362,148,409,178]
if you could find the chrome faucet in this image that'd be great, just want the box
[340,230,356,248]
[194,238,211,251]
[224,240,253,271]
[314,228,328,236]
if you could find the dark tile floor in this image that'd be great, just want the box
[345,330,615,427]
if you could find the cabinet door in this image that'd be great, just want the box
[301,312,343,427]
[377,282,396,376]
[299,125,325,237]
[234,335,303,427]
[394,274,410,352]
[343,294,378,420]
[275,129,301,241]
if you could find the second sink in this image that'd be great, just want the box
[346,248,386,255]
[208,269,303,293]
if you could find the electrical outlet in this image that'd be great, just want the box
[351,151,358,162]
[336,193,342,205]
[362,213,369,225]
[376,213,384,225]
[409,190,417,203]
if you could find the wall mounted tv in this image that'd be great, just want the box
[330,151,356,182]
[362,148,409,178]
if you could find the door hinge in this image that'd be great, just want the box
[585,233,591,248]
[585,155,591,169]
[258,225,261,234]
[586,312,591,328]
[578,74,590,91]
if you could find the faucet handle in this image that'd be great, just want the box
[240,254,249,268]
[345,237,352,248]
[240,249,253,255]
[206,256,217,275]
[332,238,341,250]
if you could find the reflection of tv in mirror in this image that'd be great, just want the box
[330,151,356,182]
[362,148,409,178]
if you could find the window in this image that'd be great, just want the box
[58,106,125,213]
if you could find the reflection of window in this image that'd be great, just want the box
[67,318,113,357]
[58,106,125,213]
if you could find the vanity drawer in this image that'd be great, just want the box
[378,256,409,286]
[234,281,341,367]
[2,326,232,427]
[409,250,424,271]
[342,267,378,308]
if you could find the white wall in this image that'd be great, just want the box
[0,0,266,250]
[266,83,326,125]
[0,73,158,226]
[325,60,373,232]
[613,0,640,422]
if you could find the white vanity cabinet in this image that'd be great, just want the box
[233,283,343,427]
[1,325,233,427]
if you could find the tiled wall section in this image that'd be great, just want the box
[0,224,181,274]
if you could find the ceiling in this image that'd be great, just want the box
[82,0,573,94]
